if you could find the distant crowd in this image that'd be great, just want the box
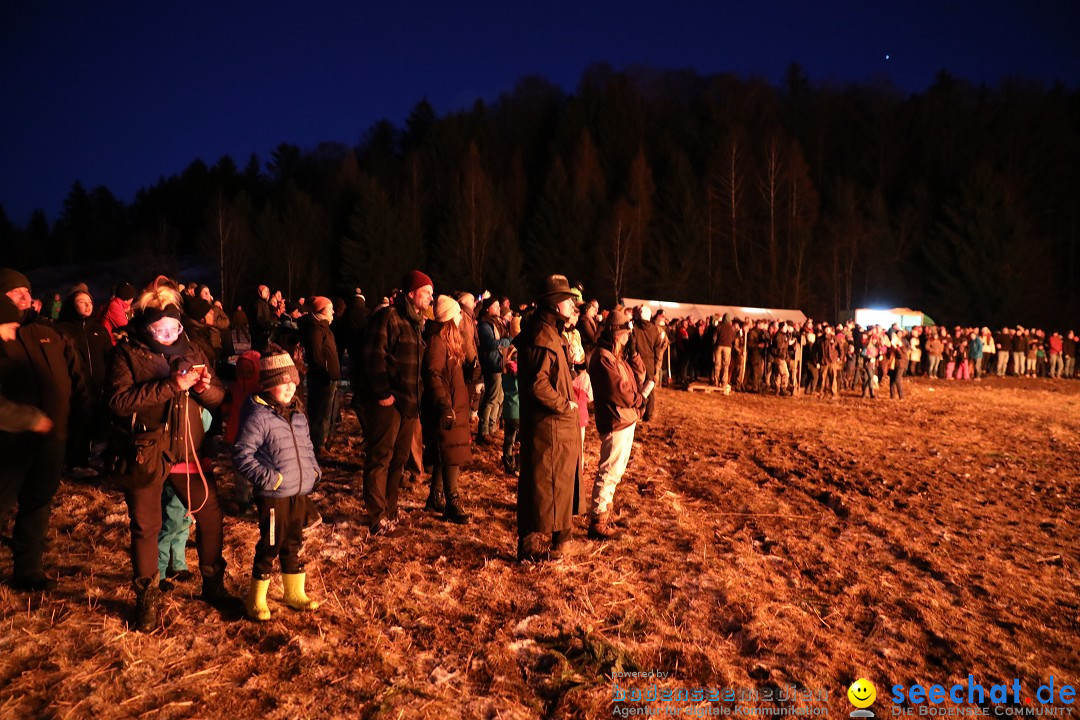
[1,265,1075,632]
[665,317,1079,399]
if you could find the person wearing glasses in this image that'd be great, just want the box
[104,281,236,631]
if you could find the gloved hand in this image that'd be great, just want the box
[440,410,456,430]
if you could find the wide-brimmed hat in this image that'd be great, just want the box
[537,274,574,303]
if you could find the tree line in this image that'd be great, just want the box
[1,63,1077,328]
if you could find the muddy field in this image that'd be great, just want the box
[2,377,1079,719]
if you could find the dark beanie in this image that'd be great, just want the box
[259,344,300,390]
[185,297,213,322]
[0,268,31,295]
[481,296,500,313]
[0,296,21,324]
[116,282,136,301]
[401,270,433,294]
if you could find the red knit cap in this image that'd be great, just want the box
[401,270,433,294]
[311,296,332,314]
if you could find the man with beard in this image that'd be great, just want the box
[515,275,584,562]
[356,270,433,537]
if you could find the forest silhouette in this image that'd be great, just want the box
[1,64,1076,327]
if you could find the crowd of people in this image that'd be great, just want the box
[1,264,1075,632]
[666,316,1080,399]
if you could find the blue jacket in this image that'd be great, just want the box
[477,317,509,375]
[232,395,320,498]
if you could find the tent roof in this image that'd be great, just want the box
[621,297,807,325]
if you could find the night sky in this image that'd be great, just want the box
[2,1,1077,224]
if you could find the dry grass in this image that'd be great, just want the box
[2,376,1079,719]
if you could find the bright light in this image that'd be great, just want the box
[855,309,900,327]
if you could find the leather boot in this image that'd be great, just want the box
[440,465,470,524]
[551,529,587,559]
[443,495,471,524]
[588,511,620,540]
[424,467,446,512]
[133,573,162,632]
[244,577,272,621]
[517,532,550,563]
[201,560,241,611]
[282,572,319,611]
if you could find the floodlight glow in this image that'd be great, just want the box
[855,309,900,327]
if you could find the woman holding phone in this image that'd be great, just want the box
[105,281,237,632]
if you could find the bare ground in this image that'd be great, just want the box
[2,377,1079,719]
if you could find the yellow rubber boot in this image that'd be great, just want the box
[282,572,319,611]
[244,578,271,621]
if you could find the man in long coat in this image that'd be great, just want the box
[515,274,585,562]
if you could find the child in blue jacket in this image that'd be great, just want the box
[232,345,321,621]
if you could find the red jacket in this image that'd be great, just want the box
[100,297,130,345]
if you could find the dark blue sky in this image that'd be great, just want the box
[2,1,1077,224]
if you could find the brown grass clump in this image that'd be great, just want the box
[2,376,1079,718]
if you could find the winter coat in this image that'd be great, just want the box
[249,297,276,347]
[0,314,88,442]
[514,308,584,536]
[99,297,130,345]
[338,294,369,368]
[577,314,601,361]
[184,319,220,370]
[714,320,736,348]
[56,300,112,404]
[908,336,922,363]
[300,314,341,384]
[769,331,790,361]
[232,394,320,498]
[356,293,425,417]
[105,332,224,481]
[632,320,663,378]
[421,324,472,467]
[478,315,508,375]
[502,360,520,421]
[589,342,646,436]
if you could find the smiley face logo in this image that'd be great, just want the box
[848,679,876,708]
